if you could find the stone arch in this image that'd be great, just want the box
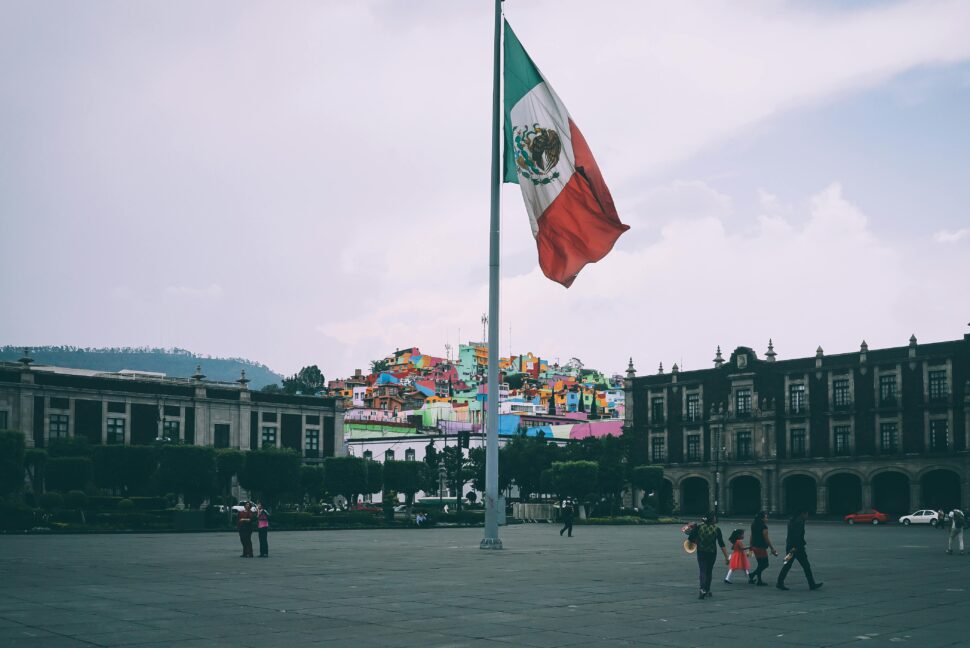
[729,475,762,515]
[871,470,910,515]
[782,473,817,515]
[825,472,863,516]
[920,468,961,511]
[681,476,711,515]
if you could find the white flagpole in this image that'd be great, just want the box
[481,0,503,550]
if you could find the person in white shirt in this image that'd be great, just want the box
[947,509,965,555]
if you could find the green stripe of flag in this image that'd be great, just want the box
[503,20,543,184]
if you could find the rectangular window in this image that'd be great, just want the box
[49,414,69,439]
[107,417,125,444]
[261,426,277,448]
[384,449,395,462]
[735,389,751,416]
[834,425,850,456]
[163,405,180,417]
[304,428,319,458]
[162,419,180,440]
[686,393,700,422]
[879,375,897,404]
[405,448,416,461]
[880,422,898,453]
[791,428,806,458]
[930,419,948,452]
[262,412,278,423]
[651,397,664,424]
[0,410,7,430]
[214,423,230,449]
[651,437,666,463]
[107,401,126,414]
[50,397,69,410]
[686,435,701,462]
[833,379,851,408]
[929,370,948,401]
[363,450,373,461]
[735,430,752,460]
[789,384,806,414]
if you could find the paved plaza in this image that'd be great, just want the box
[2,521,969,647]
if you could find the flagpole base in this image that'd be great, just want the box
[479,537,504,550]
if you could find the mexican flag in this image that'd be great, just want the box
[503,21,629,288]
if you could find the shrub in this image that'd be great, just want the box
[0,502,41,531]
[65,490,88,510]
[39,492,63,511]
[639,504,658,519]
[0,431,26,496]
[46,457,94,492]
[118,499,135,512]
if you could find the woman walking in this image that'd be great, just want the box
[237,501,255,558]
[694,512,729,599]
[748,511,778,585]
[256,502,271,557]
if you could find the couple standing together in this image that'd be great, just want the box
[694,509,823,599]
[236,501,271,558]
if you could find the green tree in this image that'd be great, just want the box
[322,456,367,508]
[468,445,513,495]
[363,459,383,499]
[239,448,300,509]
[64,490,89,524]
[282,365,326,395]
[298,465,326,504]
[441,446,470,511]
[24,448,48,495]
[383,460,423,514]
[46,456,94,492]
[551,461,599,509]
[215,449,245,501]
[47,436,92,458]
[630,465,665,513]
[260,383,282,393]
[157,446,216,508]
[93,446,157,496]
[0,431,26,496]
[370,358,390,374]
[505,435,559,501]
[422,442,440,495]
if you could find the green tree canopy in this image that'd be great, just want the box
[505,435,560,501]
[282,365,326,395]
[47,437,92,458]
[370,358,390,374]
[323,456,367,507]
[24,448,48,495]
[215,449,245,499]
[363,459,383,498]
[93,446,157,496]
[239,448,300,508]
[0,431,26,496]
[157,446,217,508]
[383,460,423,509]
[630,465,665,510]
[441,446,470,510]
[299,465,326,503]
[550,461,599,503]
[46,456,94,492]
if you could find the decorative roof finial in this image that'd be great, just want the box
[658,362,664,375]
[18,347,34,368]
[714,346,724,368]
[765,339,776,362]
[237,369,250,387]
[192,364,205,381]
[626,357,636,379]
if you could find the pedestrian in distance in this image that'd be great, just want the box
[748,510,779,586]
[723,529,750,584]
[559,500,574,537]
[691,511,730,599]
[937,510,946,530]
[946,508,965,555]
[256,502,271,558]
[776,509,823,591]
[237,501,255,558]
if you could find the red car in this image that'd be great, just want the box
[844,509,890,525]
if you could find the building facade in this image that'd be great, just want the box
[0,361,344,461]
[623,334,970,516]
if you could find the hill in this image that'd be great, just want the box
[0,346,283,389]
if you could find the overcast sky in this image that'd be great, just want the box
[2,0,969,380]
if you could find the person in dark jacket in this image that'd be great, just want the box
[559,500,574,537]
[776,509,823,591]
[694,512,730,599]
[748,510,779,585]
[236,501,255,558]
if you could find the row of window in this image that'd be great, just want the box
[649,419,950,462]
[362,449,417,462]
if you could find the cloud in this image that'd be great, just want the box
[934,228,969,243]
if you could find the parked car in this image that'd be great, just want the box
[899,510,942,526]
[844,509,890,525]
[231,501,254,513]
[350,503,382,513]
[393,504,409,513]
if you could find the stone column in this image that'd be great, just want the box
[817,484,828,515]
[862,481,873,510]
[910,482,921,510]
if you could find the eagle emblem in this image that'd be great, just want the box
[512,124,562,186]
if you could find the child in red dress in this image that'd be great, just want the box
[723,529,750,584]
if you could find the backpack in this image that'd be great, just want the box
[696,523,718,553]
[953,510,965,529]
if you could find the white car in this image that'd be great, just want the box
[898,509,941,527]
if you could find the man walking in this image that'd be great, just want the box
[559,500,574,537]
[749,510,779,586]
[776,509,823,591]
[946,508,965,555]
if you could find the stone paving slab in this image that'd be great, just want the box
[3,520,970,647]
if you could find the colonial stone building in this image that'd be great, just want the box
[0,358,344,460]
[623,333,969,517]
